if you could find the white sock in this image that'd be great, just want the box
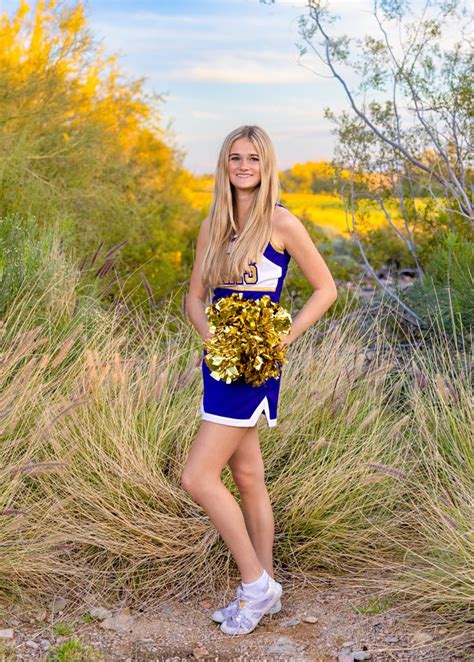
[241,569,269,599]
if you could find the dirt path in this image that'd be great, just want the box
[2,579,462,661]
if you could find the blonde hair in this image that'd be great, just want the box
[201,125,280,290]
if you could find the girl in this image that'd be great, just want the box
[183,125,338,636]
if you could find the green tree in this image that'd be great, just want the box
[262,0,473,329]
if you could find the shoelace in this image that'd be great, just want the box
[221,590,241,618]
[224,585,273,635]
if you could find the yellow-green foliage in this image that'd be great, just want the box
[0,0,202,301]
[279,160,393,195]
[280,193,433,237]
[280,160,339,193]
[47,637,99,662]
[281,192,350,235]
[185,175,214,214]
[0,221,472,657]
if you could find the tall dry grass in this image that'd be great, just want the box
[0,224,472,655]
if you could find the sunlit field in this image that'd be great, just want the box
[186,184,428,238]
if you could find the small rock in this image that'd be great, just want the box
[353,652,372,661]
[303,615,318,624]
[342,642,355,649]
[100,614,135,633]
[338,655,353,662]
[39,639,51,650]
[141,638,154,643]
[193,646,209,658]
[268,636,300,656]
[384,636,399,643]
[413,630,433,644]
[199,599,213,609]
[0,629,14,640]
[282,618,301,627]
[35,609,47,622]
[117,607,131,616]
[50,597,67,614]
[25,640,39,649]
[438,627,448,635]
[89,607,112,621]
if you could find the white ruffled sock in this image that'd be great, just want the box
[241,569,270,599]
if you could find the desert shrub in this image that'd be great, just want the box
[401,230,473,335]
[361,225,415,272]
[0,214,59,317]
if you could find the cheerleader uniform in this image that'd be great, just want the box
[200,203,291,428]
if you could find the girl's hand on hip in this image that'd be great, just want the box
[276,333,292,352]
[201,330,215,343]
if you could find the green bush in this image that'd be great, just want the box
[362,225,415,271]
[401,231,473,335]
[0,214,55,316]
[282,214,361,315]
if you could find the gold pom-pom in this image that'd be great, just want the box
[203,292,292,387]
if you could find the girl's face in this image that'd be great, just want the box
[227,137,261,190]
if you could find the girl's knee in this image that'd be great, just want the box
[231,464,266,494]
[180,467,215,502]
[180,466,200,497]
[180,467,194,495]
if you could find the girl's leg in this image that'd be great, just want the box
[180,420,264,584]
[227,425,275,578]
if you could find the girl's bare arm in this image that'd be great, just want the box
[186,217,214,342]
[277,209,338,345]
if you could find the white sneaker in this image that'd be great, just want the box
[219,577,283,635]
[211,586,282,623]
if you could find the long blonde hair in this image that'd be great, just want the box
[201,125,280,290]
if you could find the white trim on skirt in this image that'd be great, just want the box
[200,394,277,428]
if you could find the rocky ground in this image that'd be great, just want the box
[0,578,466,661]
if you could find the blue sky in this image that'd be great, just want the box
[1,0,446,174]
[83,0,367,174]
[0,0,377,173]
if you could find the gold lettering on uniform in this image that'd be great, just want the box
[244,264,258,284]
[223,274,243,285]
[223,262,259,286]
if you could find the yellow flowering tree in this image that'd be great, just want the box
[0,0,200,302]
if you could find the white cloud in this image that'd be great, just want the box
[168,52,316,84]
[251,102,332,118]
[191,110,223,120]
[91,10,294,54]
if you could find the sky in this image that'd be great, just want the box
[1,0,460,175]
[86,0,360,175]
[84,0,362,174]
